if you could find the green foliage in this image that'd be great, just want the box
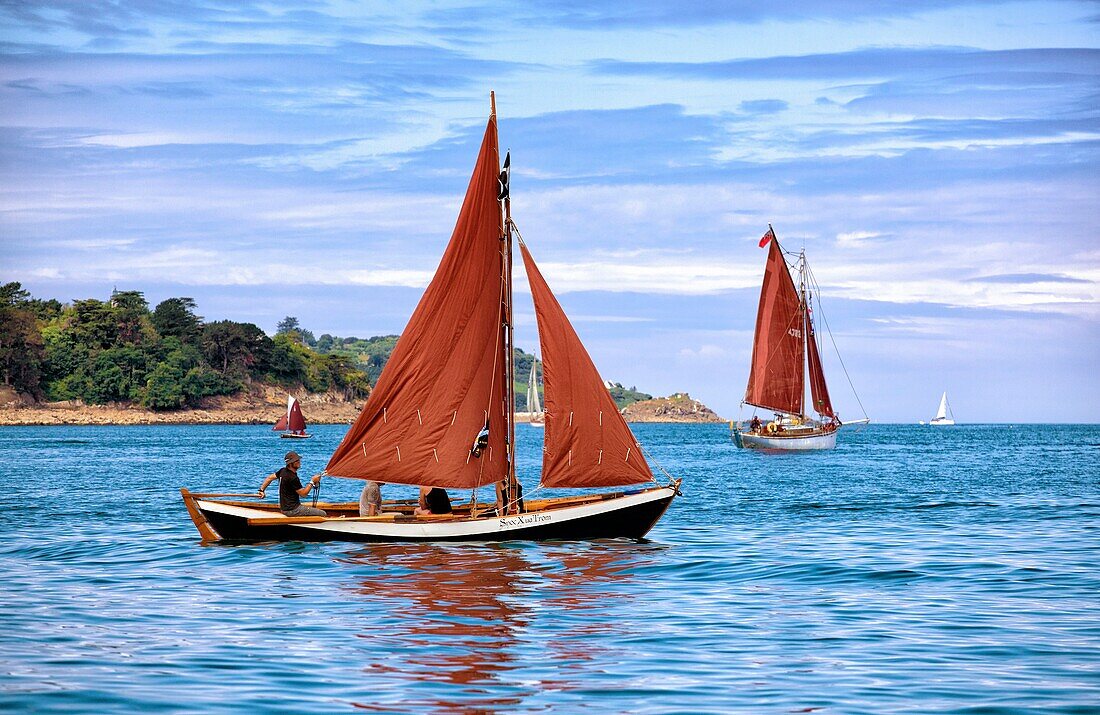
[152,298,202,344]
[607,382,652,409]
[9,287,670,413]
[264,333,309,384]
[85,362,128,404]
[0,283,45,395]
[49,372,92,402]
[68,299,119,351]
[202,320,270,377]
[276,316,300,335]
[180,366,238,406]
[143,363,184,410]
[316,334,397,384]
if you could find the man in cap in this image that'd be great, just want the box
[258,451,326,517]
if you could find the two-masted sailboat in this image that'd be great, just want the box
[181,95,679,542]
[273,394,310,438]
[920,392,956,426]
[733,227,868,451]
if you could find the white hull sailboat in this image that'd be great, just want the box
[921,391,956,426]
[732,227,868,452]
[525,359,544,428]
[183,94,679,543]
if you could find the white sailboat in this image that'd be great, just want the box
[922,391,956,426]
[526,360,544,427]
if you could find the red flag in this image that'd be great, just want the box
[758,227,775,248]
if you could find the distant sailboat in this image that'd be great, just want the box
[733,226,869,451]
[274,395,311,438]
[921,392,956,426]
[526,360,544,427]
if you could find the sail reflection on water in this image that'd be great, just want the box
[335,543,660,712]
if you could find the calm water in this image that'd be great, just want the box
[1,423,1098,714]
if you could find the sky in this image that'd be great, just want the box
[1,1,1098,423]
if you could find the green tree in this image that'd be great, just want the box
[0,282,45,395]
[41,325,88,398]
[264,333,308,384]
[143,363,184,410]
[152,297,202,344]
[109,290,149,344]
[85,360,128,404]
[180,366,238,406]
[201,320,270,377]
[276,316,300,335]
[69,299,119,351]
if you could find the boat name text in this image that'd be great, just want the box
[500,514,552,528]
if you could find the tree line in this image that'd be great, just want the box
[0,283,370,410]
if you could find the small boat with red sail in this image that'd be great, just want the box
[273,394,310,438]
[181,94,679,542]
[733,226,869,451]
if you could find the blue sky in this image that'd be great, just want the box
[2,1,1097,422]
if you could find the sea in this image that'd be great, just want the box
[1,423,1098,714]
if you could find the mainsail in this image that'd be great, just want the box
[744,237,805,416]
[325,115,508,489]
[519,241,653,488]
[935,392,950,421]
[287,397,306,432]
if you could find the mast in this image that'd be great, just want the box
[495,91,517,488]
[799,248,808,420]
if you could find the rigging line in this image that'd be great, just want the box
[803,260,869,420]
[635,441,670,485]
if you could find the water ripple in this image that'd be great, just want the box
[0,423,1098,713]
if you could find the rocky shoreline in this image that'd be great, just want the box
[0,388,723,426]
[621,393,724,423]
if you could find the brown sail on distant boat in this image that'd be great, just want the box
[181,94,679,542]
[733,227,867,451]
[274,395,310,439]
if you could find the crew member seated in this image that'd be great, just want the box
[415,486,452,515]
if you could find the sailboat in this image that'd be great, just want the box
[273,394,310,438]
[525,360,544,427]
[921,391,956,426]
[181,94,679,543]
[733,226,868,451]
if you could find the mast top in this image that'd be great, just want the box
[490,91,496,118]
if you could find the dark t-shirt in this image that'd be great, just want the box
[425,488,452,514]
[278,466,302,511]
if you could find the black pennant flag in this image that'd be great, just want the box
[498,151,510,201]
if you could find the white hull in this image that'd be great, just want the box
[928,418,955,426]
[735,428,837,451]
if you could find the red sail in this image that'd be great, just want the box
[744,237,805,416]
[519,241,653,488]
[273,414,288,431]
[325,116,508,489]
[288,398,307,432]
[805,311,834,418]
